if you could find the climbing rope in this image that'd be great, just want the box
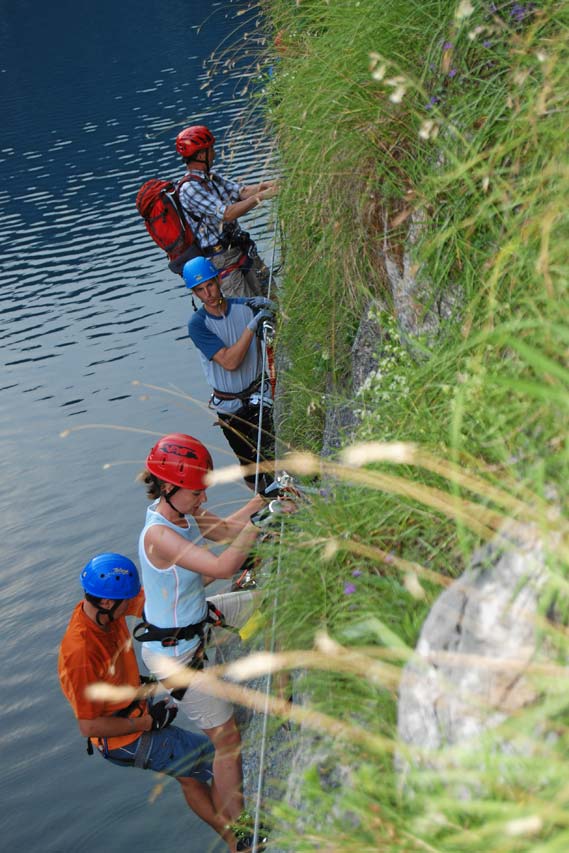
[251,517,285,853]
[253,225,279,495]
[251,220,281,852]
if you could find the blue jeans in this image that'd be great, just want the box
[103,725,214,782]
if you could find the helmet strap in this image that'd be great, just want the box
[163,485,185,519]
[95,599,122,627]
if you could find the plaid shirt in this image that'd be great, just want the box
[178,169,244,249]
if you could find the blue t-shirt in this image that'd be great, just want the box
[188,299,268,414]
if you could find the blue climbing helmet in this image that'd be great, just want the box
[80,553,141,600]
[183,256,218,290]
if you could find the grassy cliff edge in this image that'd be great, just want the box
[243,1,569,850]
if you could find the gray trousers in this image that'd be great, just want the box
[210,244,267,298]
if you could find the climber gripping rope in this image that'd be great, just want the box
[136,432,294,845]
[184,256,277,492]
[57,553,249,849]
[175,125,278,298]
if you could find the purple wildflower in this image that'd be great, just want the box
[511,3,526,21]
[442,41,453,50]
[449,68,458,78]
[352,569,362,577]
[425,95,440,110]
[343,582,357,595]
[483,40,492,47]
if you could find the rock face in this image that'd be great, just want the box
[252,240,464,844]
[321,298,387,456]
[397,525,548,769]
[384,215,462,348]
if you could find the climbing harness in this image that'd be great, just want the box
[133,601,233,648]
[209,374,266,407]
[85,676,153,757]
[133,602,240,702]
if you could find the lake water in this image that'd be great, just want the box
[0,1,277,850]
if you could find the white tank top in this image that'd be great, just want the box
[138,500,208,657]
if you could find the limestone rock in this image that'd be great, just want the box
[397,524,548,776]
[321,298,388,456]
[384,214,462,347]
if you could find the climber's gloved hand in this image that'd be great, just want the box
[247,309,274,333]
[245,297,278,313]
[149,699,178,731]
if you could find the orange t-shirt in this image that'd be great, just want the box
[58,591,146,751]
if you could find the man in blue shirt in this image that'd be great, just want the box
[184,256,276,491]
[176,125,278,298]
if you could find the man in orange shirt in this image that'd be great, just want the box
[58,552,242,852]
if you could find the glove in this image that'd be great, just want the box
[247,309,274,333]
[245,297,278,313]
[149,699,178,731]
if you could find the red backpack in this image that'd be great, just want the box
[135,175,204,273]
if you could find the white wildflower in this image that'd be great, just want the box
[468,25,485,40]
[386,76,407,103]
[455,0,474,21]
[389,85,406,103]
[371,64,387,82]
[368,52,386,80]
[419,119,439,140]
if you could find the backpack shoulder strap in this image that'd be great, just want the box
[177,173,206,189]
[176,174,206,223]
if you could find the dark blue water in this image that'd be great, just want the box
[0,1,276,849]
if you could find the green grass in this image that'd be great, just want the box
[238,0,569,849]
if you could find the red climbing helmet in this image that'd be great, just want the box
[146,433,213,490]
[175,125,216,159]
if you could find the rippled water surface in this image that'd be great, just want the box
[0,1,276,849]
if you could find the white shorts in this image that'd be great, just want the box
[141,591,257,731]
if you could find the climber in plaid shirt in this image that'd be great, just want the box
[176,125,278,298]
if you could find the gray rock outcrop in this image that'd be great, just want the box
[397,523,549,782]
